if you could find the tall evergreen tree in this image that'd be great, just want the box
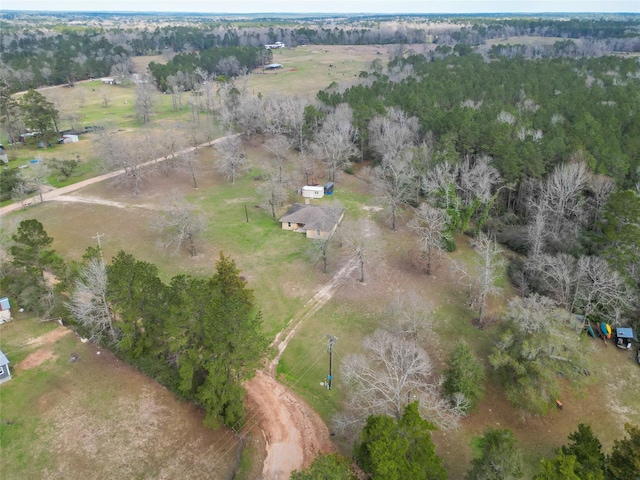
[465,428,524,480]
[354,402,447,480]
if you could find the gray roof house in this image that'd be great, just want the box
[279,203,345,239]
[0,350,11,384]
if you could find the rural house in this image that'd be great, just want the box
[0,350,11,384]
[279,203,345,239]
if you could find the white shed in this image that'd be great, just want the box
[302,186,324,199]
[62,134,79,143]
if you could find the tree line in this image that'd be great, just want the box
[2,14,638,93]
[292,418,640,480]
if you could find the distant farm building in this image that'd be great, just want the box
[265,41,285,49]
[57,134,79,144]
[265,63,283,70]
[279,203,345,239]
[101,78,117,85]
[0,350,11,384]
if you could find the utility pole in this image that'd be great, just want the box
[92,232,104,250]
[92,232,105,259]
[325,334,337,390]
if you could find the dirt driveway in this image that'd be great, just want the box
[244,257,358,479]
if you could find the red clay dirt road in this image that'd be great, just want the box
[245,257,358,479]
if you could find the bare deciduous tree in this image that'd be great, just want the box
[311,104,358,183]
[257,170,289,221]
[95,130,148,195]
[340,326,462,434]
[342,329,433,420]
[215,134,248,184]
[408,203,450,274]
[155,193,206,257]
[236,93,266,145]
[457,155,501,206]
[372,149,417,230]
[11,181,30,209]
[21,160,50,203]
[341,217,378,283]
[66,257,117,343]
[264,134,291,184]
[474,235,504,327]
[538,161,589,246]
[368,107,420,163]
[180,150,200,189]
[99,86,110,108]
[525,252,635,325]
[217,56,244,77]
[527,208,547,259]
[135,77,157,124]
[585,173,615,228]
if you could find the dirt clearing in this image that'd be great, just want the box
[0,322,239,480]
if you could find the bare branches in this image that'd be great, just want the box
[474,235,505,326]
[311,104,358,183]
[134,76,157,124]
[525,252,635,324]
[368,107,419,164]
[214,134,248,184]
[339,326,461,433]
[372,149,417,230]
[154,193,206,257]
[408,203,450,274]
[341,218,379,283]
[341,329,433,420]
[66,257,117,343]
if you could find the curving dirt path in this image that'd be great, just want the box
[0,134,239,218]
[244,257,358,479]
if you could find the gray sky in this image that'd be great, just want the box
[2,0,639,13]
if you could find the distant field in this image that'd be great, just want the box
[485,36,579,46]
[131,54,168,74]
[246,45,389,98]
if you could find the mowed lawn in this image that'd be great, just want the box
[0,316,239,480]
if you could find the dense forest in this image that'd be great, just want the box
[323,53,640,186]
[1,13,639,92]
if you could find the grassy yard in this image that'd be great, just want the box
[0,315,239,480]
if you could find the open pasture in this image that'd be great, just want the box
[246,44,389,98]
[0,315,239,480]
